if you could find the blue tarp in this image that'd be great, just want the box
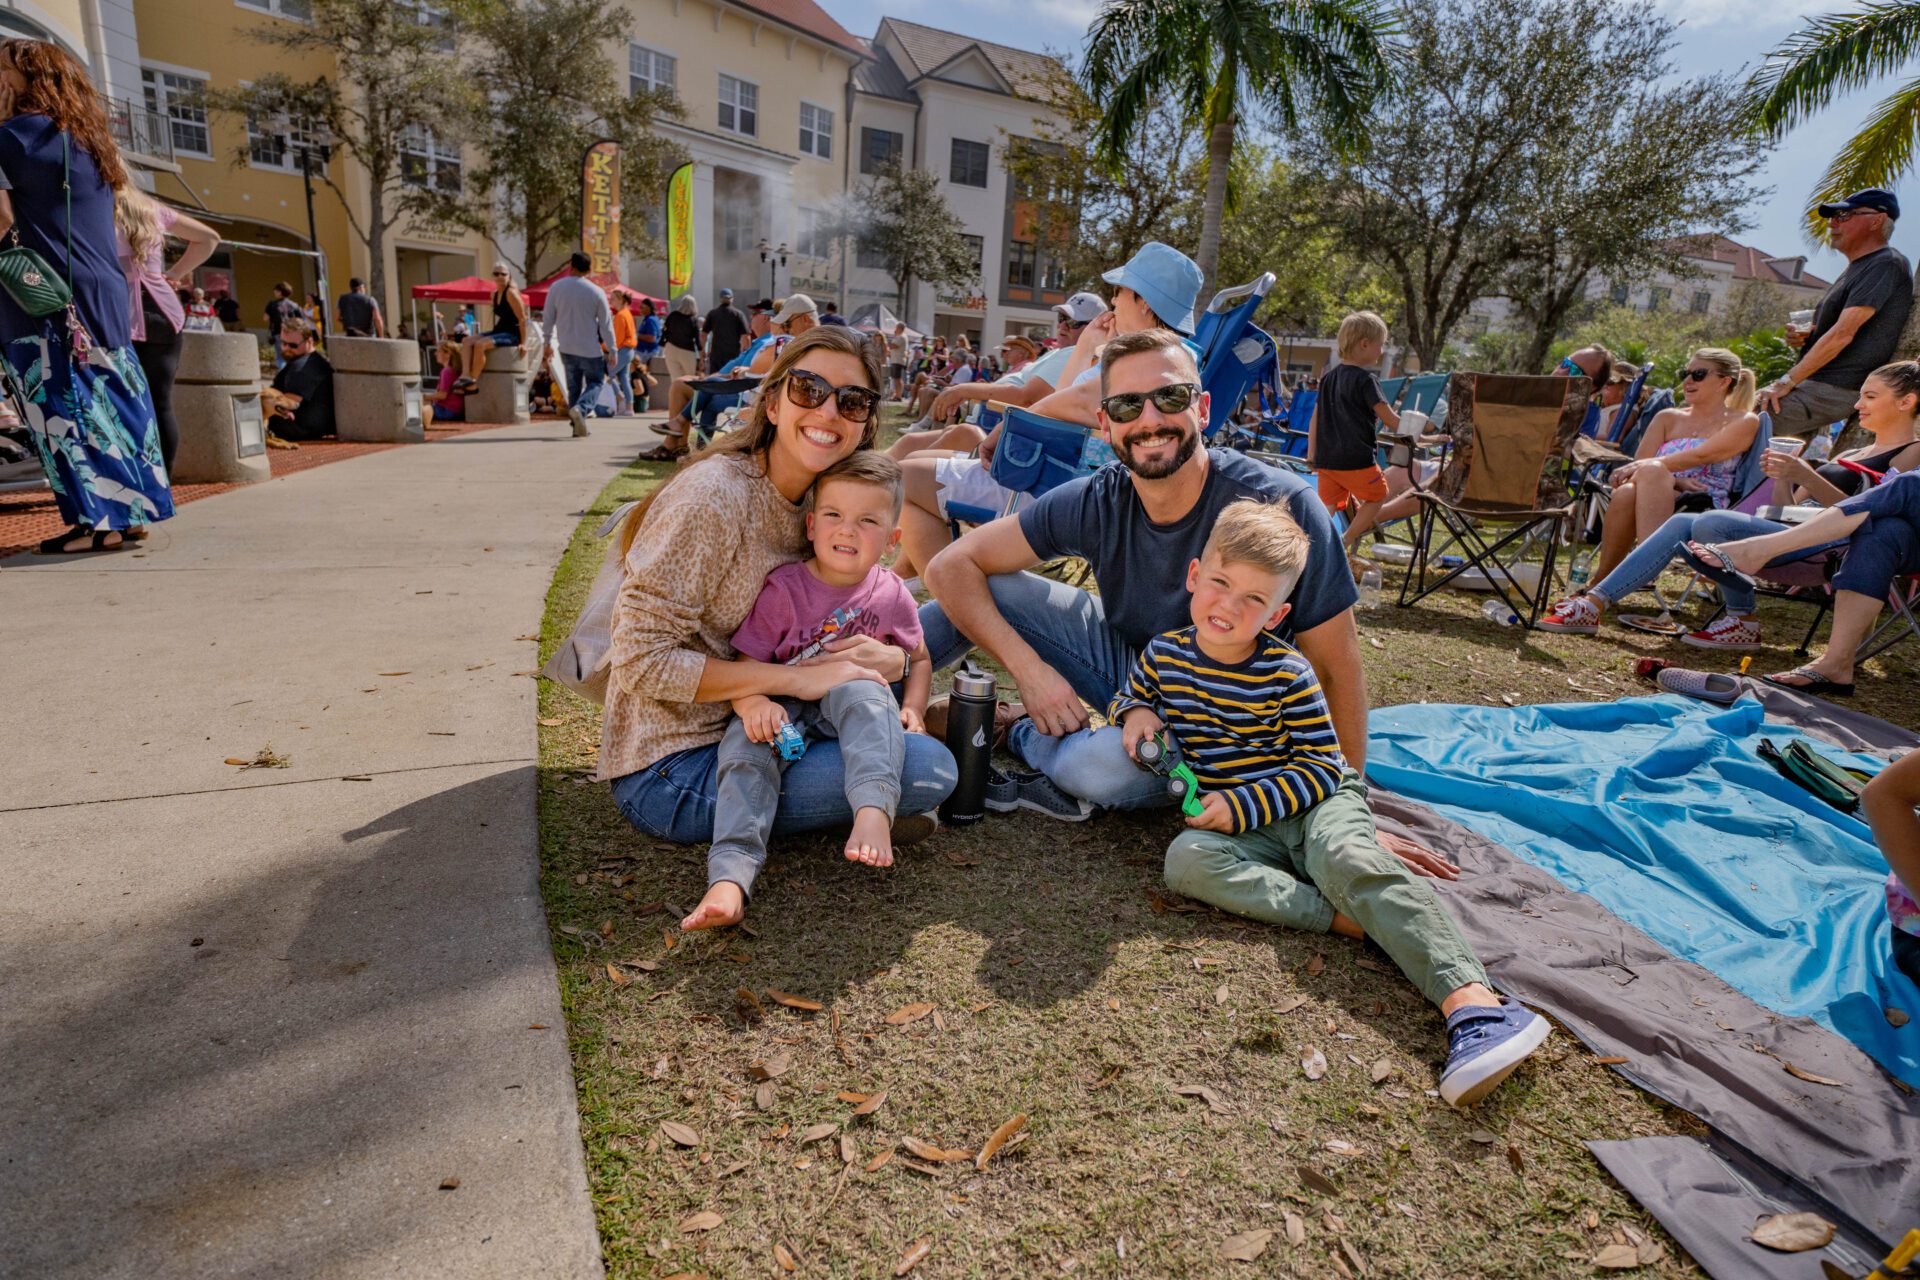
[1368,694,1920,1087]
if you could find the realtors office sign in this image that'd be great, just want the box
[581,140,622,275]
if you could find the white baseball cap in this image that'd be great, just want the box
[1053,291,1107,325]
[771,293,817,325]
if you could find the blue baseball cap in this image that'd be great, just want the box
[1817,189,1900,220]
[1101,241,1203,335]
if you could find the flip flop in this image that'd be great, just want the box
[1761,665,1855,698]
[638,436,689,462]
[1618,612,1686,636]
[1683,541,1758,591]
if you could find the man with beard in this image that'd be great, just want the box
[919,328,1398,847]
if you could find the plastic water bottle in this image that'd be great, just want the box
[1481,598,1519,627]
[1357,566,1382,610]
[1569,560,1590,589]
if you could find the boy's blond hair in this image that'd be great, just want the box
[812,450,905,521]
[1335,311,1388,362]
[1202,498,1310,599]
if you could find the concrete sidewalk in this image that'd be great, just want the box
[1,418,662,1279]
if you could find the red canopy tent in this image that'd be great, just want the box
[408,275,498,303]
[523,269,662,313]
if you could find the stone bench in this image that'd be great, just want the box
[468,344,532,425]
[171,331,270,485]
[330,337,424,443]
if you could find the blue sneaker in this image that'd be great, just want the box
[1438,999,1550,1108]
[985,764,1094,822]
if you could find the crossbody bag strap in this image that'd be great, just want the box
[62,132,71,279]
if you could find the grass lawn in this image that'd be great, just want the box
[534,420,1917,1278]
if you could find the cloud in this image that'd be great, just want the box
[1652,0,1831,31]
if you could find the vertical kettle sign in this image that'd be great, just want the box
[665,161,693,296]
[581,140,621,274]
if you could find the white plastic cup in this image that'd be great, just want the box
[1397,409,1428,437]
[1767,437,1804,456]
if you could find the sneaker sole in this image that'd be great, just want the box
[1439,1014,1552,1108]
[891,812,940,847]
[1534,620,1598,635]
[1678,633,1760,652]
[1012,795,1094,822]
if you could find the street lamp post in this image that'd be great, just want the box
[757,238,788,302]
[279,117,333,332]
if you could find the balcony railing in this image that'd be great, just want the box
[105,96,175,165]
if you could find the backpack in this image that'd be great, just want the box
[540,501,640,703]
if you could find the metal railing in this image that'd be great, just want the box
[104,96,175,165]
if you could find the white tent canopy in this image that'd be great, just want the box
[848,302,921,340]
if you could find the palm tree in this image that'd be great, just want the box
[1743,2,1920,240]
[1082,0,1397,299]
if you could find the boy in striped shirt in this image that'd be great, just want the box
[1110,498,1550,1106]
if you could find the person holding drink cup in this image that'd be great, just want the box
[1759,190,1913,439]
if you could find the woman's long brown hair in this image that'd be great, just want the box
[619,325,884,556]
[2,40,130,190]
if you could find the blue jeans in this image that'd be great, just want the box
[609,729,956,847]
[919,571,1169,810]
[1833,471,1920,598]
[562,353,606,410]
[1594,509,1847,614]
[611,347,635,413]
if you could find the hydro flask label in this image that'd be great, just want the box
[971,727,987,749]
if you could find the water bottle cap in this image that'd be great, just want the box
[951,667,996,698]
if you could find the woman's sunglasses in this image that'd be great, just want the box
[782,369,879,423]
[1677,368,1716,384]
[1101,381,1200,423]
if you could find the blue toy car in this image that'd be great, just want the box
[774,722,807,762]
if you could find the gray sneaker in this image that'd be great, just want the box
[568,406,591,437]
[986,765,1094,822]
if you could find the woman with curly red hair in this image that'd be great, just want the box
[0,39,172,553]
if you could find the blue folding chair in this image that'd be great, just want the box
[1399,373,1450,416]
[1377,375,1407,409]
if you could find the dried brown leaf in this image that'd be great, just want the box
[773,1241,798,1272]
[438,1175,460,1190]
[901,1135,972,1162]
[1592,1055,1630,1065]
[538,717,564,727]
[885,1001,935,1025]
[1284,1211,1306,1246]
[865,1146,896,1172]
[1369,1059,1392,1083]
[1340,1239,1366,1275]
[840,1134,857,1164]
[1301,1048,1328,1081]
[854,1089,888,1116]
[1466,1129,1498,1145]
[1215,984,1230,1006]
[1299,1166,1340,1197]
[1752,1212,1835,1252]
[1305,953,1326,976]
[677,1210,723,1233]
[1275,994,1310,1014]
[1506,1144,1525,1175]
[1592,1243,1640,1269]
[734,987,763,1018]
[754,1081,776,1111]
[975,1114,1027,1169]
[660,1121,701,1148]
[799,1122,839,1145]
[1173,1084,1228,1112]
[606,962,629,987]
[894,1237,933,1275]
[748,1053,792,1081]
[1220,1229,1273,1262]
[1783,1063,1847,1087]
[768,989,823,1012]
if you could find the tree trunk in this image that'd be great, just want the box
[366,186,386,315]
[1195,115,1235,305]
[1516,324,1556,377]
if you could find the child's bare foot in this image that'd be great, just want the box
[845,806,894,868]
[1329,910,1365,940]
[681,881,745,931]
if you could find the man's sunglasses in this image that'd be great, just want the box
[1101,381,1201,423]
[1827,208,1882,224]
[782,369,879,423]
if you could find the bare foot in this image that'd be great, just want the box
[844,806,894,868]
[681,881,745,931]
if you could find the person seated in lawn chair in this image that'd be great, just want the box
[920,329,1462,878]
[1110,498,1551,1106]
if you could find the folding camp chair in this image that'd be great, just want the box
[1398,373,1450,417]
[1396,372,1589,628]
[1378,375,1407,409]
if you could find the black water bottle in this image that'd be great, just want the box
[940,664,997,826]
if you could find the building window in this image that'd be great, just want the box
[950,138,988,188]
[141,67,210,158]
[396,0,455,50]
[1609,280,1629,305]
[1647,285,1670,313]
[861,127,902,176]
[1690,289,1712,314]
[630,43,675,96]
[1042,257,1065,291]
[1006,240,1036,288]
[236,0,313,18]
[721,197,753,253]
[246,110,322,171]
[799,102,832,159]
[961,235,983,276]
[717,74,758,138]
[400,125,461,193]
[857,242,889,270]
[797,208,832,259]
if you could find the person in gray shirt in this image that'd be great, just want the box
[542,251,614,437]
[1760,189,1914,438]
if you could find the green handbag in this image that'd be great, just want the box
[0,135,73,318]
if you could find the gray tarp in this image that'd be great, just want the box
[1370,678,1918,1272]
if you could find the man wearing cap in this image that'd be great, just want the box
[744,294,819,372]
[1759,189,1913,437]
[703,288,752,372]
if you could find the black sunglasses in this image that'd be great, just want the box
[783,369,879,423]
[1101,381,1201,423]
[1677,368,1716,384]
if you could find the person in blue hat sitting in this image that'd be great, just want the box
[1759,189,1913,440]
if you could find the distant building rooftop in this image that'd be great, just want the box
[731,0,868,58]
[876,17,1064,100]
[1680,234,1832,291]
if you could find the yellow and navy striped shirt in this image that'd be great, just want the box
[1109,625,1346,834]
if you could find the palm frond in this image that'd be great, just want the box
[1801,74,1920,238]
[1743,1,1920,138]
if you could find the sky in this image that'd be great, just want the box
[822,0,1915,283]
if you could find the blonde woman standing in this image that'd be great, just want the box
[115,187,219,474]
[1584,348,1760,585]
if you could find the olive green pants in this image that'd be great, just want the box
[1163,771,1487,1007]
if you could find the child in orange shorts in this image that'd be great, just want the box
[1309,312,1400,572]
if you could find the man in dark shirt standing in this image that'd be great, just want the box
[264,282,305,369]
[214,289,241,331]
[264,317,335,444]
[335,277,385,337]
[1760,189,1914,438]
[703,287,750,370]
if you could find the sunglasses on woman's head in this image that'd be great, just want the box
[782,369,879,423]
[1101,381,1200,423]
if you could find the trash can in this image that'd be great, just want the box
[171,330,270,485]
[468,344,532,425]
[329,336,424,443]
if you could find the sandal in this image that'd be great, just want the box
[638,435,689,462]
[452,377,478,392]
[1683,541,1758,591]
[35,526,125,555]
[1761,665,1855,698]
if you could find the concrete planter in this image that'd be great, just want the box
[170,331,270,486]
[330,337,424,443]
[469,344,533,425]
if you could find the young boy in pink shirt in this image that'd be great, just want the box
[683,453,932,930]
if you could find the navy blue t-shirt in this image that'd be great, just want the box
[1018,448,1358,650]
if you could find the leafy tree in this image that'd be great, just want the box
[850,163,980,316]
[454,0,684,281]
[1082,0,1396,297]
[207,0,479,306]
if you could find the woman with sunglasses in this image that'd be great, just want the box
[1580,348,1760,589]
[603,326,956,933]
[452,266,526,392]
